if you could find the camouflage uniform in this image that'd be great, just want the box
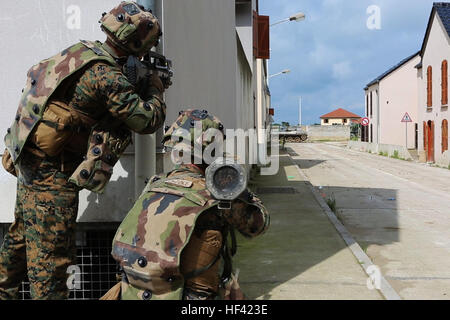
[109,110,270,300]
[0,2,166,300]
[112,165,269,300]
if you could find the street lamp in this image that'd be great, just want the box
[269,69,291,79]
[270,12,306,27]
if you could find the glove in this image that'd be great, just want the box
[150,72,165,94]
[137,73,164,100]
[161,77,173,90]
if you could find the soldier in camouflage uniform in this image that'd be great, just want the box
[108,110,270,300]
[0,1,167,299]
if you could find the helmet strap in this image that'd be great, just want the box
[102,39,129,60]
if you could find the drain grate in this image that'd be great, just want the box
[256,187,298,194]
[15,226,120,300]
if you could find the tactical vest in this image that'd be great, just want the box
[4,40,131,193]
[112,172,222,300]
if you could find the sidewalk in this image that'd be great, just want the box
[233,150,383,300]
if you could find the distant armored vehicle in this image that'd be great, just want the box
[275,128,308,143]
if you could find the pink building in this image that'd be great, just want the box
[416,2,450,166]
[364,53,420,149]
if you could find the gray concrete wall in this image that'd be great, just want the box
[347,141,413,160]
[306,125,351,141]
[0,0,130,223]
[162,0,238,130]
[436,150,450,168]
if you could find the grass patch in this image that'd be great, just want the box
[326,195,337,214]
[379,151,388,157]
[391,150,400,159]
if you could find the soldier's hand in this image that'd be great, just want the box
[161,77,172,90]
[150,73,165,94]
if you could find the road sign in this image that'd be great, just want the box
[401,112,413,148]
[401,112,412,123]
[361,117,370,127]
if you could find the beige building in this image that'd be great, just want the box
[320,108,361,126]
[364,52,420,148]
[417,2,450,166]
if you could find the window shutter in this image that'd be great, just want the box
[431,121,435,162]
[427,66,433,107]
[423,121,428,151]
[443,119,448,153]
[442,60,448,105]
[256,15,270,59]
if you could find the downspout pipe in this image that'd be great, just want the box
[135,0,158,198]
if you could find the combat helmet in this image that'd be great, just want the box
[100,1,162,56]
[163,109,225,163]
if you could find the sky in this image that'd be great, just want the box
[259,0,439,125]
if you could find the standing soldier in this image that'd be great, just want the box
[105,110,270,300]
[0,1,168,299]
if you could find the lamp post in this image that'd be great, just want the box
[268,11,305,130]
[269,69,291,79]
[270,12,306,27]
[258,11,305,166]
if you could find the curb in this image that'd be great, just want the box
[287,152,402,300]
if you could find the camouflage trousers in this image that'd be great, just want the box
[0,149,80,300]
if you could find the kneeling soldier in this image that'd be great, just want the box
[106,109,270,300]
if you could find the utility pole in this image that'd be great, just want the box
[298,96,302,128]
[135,0,158,198]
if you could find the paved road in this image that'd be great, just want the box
[288,142,450,300]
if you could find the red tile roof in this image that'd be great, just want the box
[320,108,362,119]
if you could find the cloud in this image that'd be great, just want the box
[332,61,352,79]
[260,0,437,124]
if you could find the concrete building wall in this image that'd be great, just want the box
[306,125,351,141]
[419,13,450,166]
[162,0,237,129]
[347,141,414,160]
[378,55,420,149]
[0,0,132,223]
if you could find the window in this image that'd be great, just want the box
[324,119,329,124]
[427,66,433,108]
[370,124,373,143]
[442,60,448,106]
[366,94,369,116]
[370,92,373,117]
[443,119,448,153]
[343,119,348,124]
